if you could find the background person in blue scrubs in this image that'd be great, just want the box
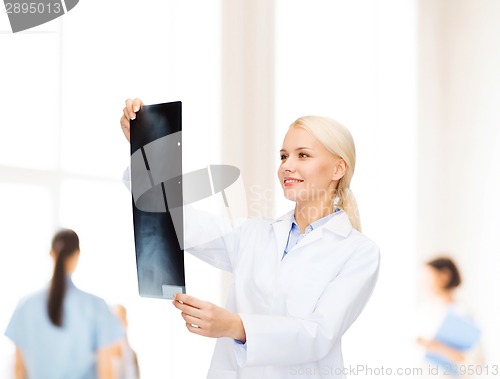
[5,229,124,379]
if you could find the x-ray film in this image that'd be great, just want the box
[130,101,185,299]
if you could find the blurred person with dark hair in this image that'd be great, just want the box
[111,304,140,379]
[4,229,124,379]
[416,256,483,378]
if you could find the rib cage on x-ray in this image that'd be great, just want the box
[130,101,185,299]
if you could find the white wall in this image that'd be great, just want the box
[418,0,500,365]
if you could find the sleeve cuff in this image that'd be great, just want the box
[122,165,131,192]
[233,339,247,366]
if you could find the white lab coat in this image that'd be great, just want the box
[184,207,380,379]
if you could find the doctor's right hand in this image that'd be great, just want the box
[120,98,144,142]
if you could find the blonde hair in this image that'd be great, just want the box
[291,116,361,232]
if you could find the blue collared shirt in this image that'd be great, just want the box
[283,209,341,258]
[5,277,124,379]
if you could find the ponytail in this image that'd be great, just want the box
[48,229,79,327]
[336,187,361,232]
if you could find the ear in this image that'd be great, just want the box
[332,159,347,181]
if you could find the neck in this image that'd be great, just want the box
[435,289,455,304]
[294,200,333,233]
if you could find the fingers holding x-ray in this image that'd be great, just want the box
[172,293,245,340]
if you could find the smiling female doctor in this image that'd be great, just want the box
[121,99,380,379]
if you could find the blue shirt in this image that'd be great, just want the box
[283,209,341,258]
[4,277,124,379]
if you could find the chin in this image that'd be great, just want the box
[282,189,299,202]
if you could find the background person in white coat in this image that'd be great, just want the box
[416,257,484,378]
[120,98,380,379]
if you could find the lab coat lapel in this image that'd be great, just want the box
[271,210,294,257]
[292,229,323,251]
[292,211,353,251]
[322,211,353,237]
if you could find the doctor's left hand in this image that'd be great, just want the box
[172,293,246,343]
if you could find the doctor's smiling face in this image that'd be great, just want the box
[278,124,346,216]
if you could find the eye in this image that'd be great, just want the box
[280,154,288,161]
[298,152,309,158]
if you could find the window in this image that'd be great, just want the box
[0,2,222,378]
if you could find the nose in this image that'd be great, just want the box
[281,158,295,173]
